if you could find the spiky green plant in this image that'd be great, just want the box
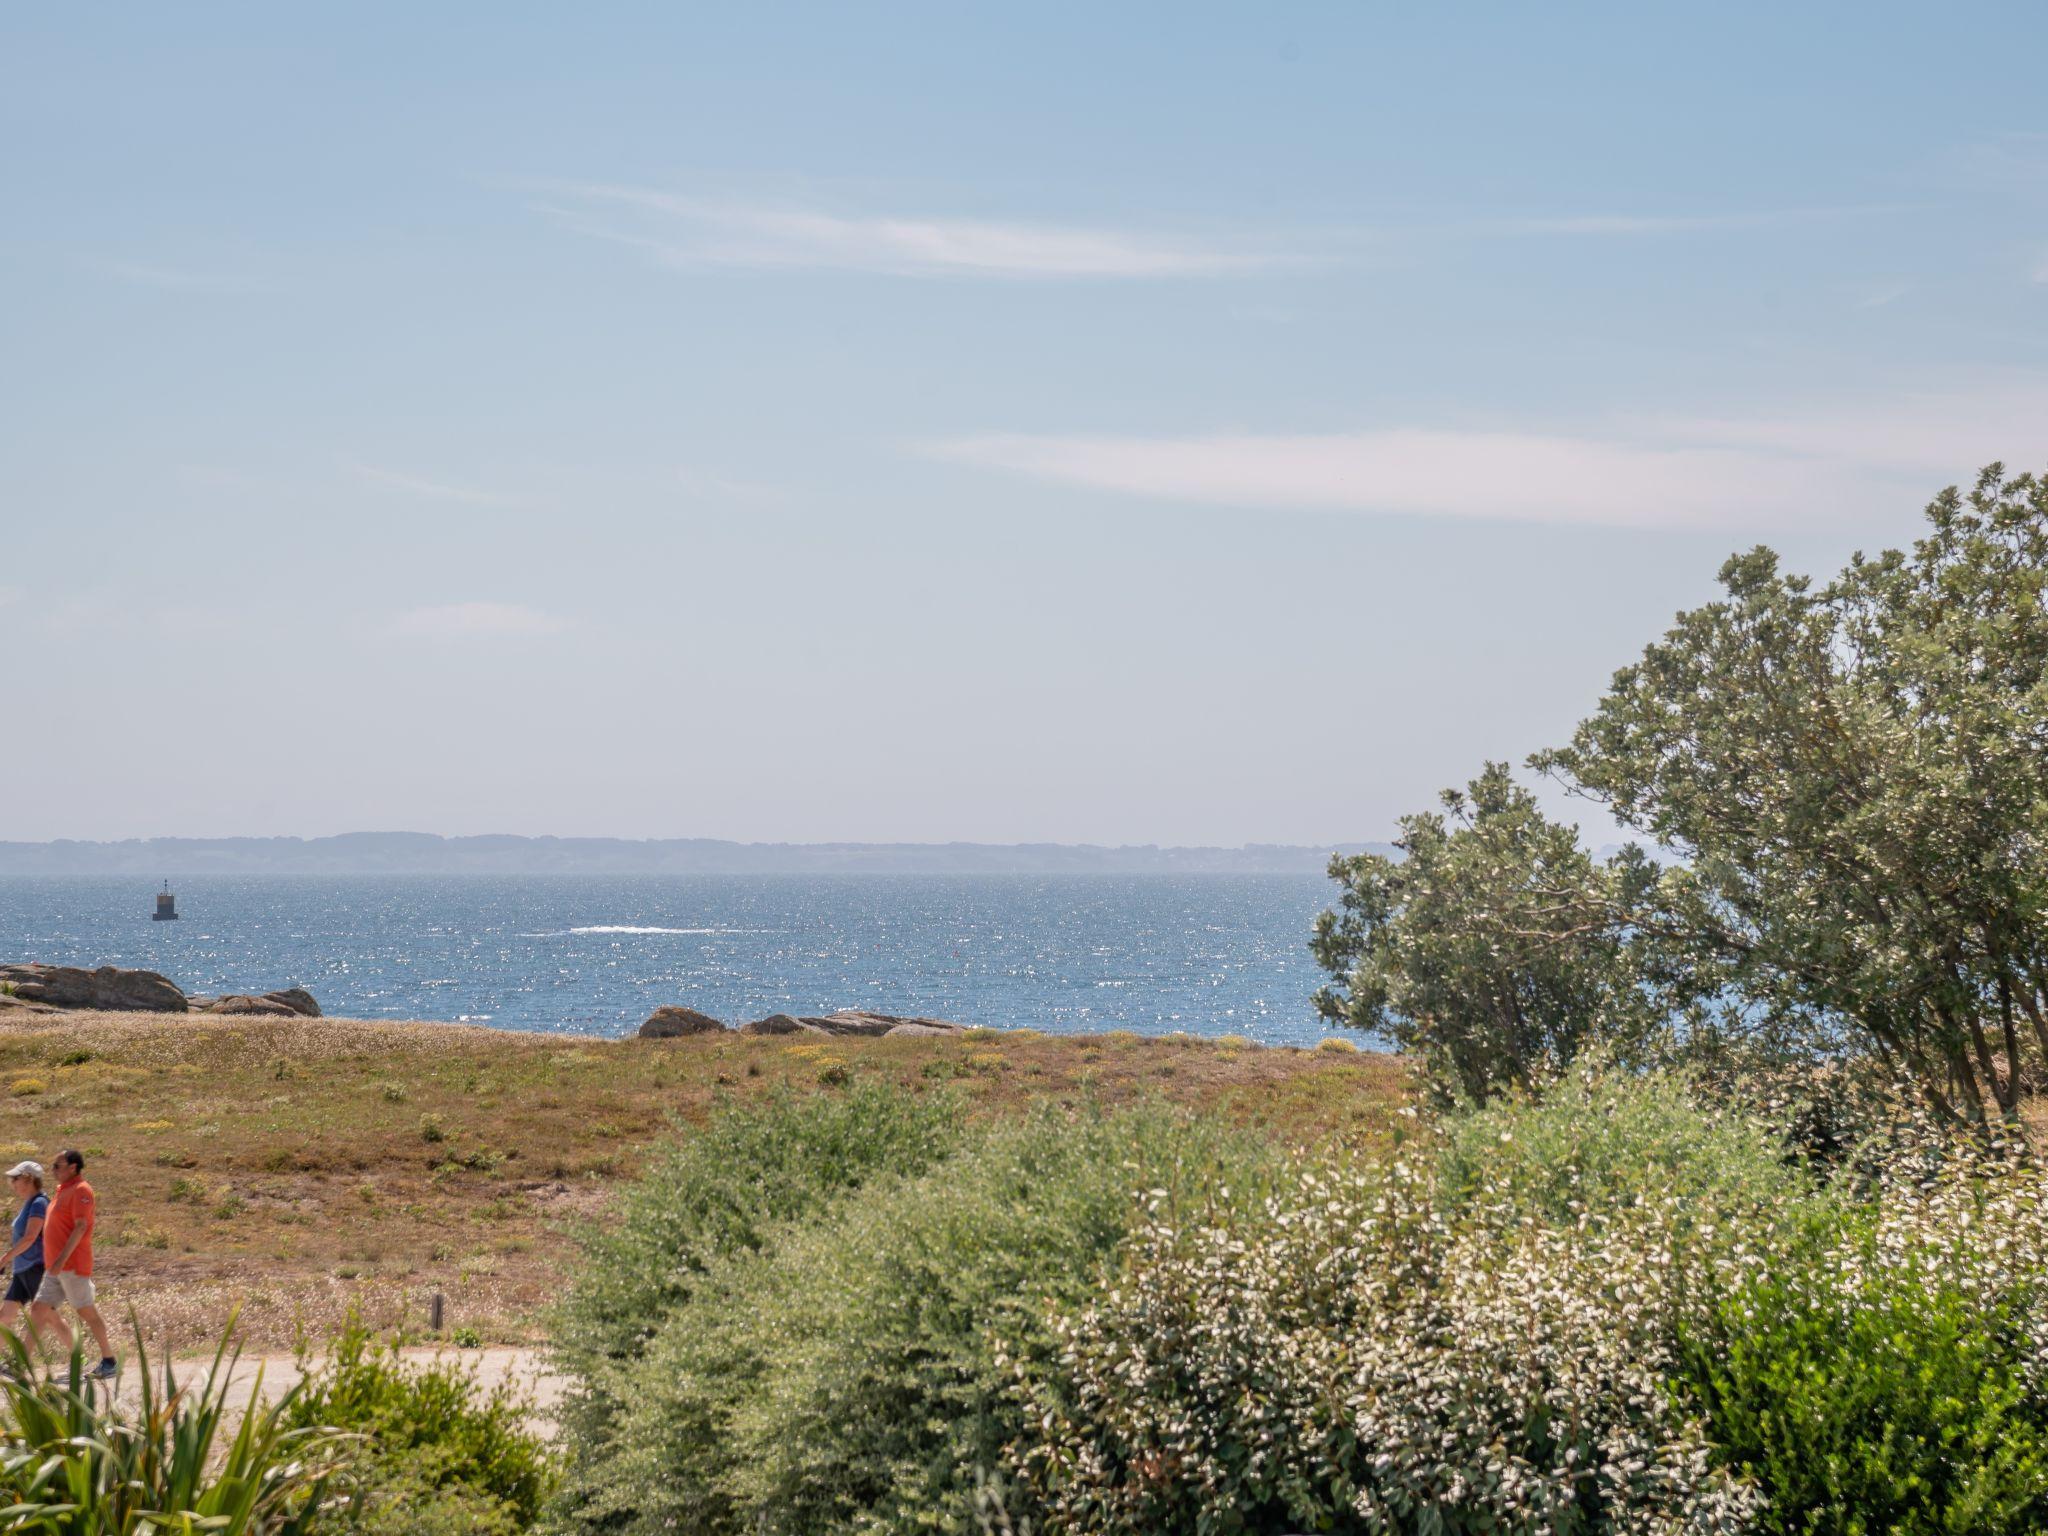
[0,1320,343,1534]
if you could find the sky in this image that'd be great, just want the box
[4,3,2047,846]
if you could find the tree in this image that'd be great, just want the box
[1311,763,1667,1103]
[1535,466,2048,1134]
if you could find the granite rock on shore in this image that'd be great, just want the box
[0,962,189,1013]
[0,964,320,1019]
[640,1007,972,1039]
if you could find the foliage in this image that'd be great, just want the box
[1675,1140,2048,1535]
[548,1083,967,1531]
[0,1326,340,1535]
[284,1321,554,1536]
[1312,762,1676,1102]
[1004,1071,2048,1536]
[556,1100,1273,1536]
[548,1056,2048,1535]
[1005,1096,1763,1535]
[1536,464,2048,1134]
[1436,1061,1803,1227]
[1682,1251,2048,1535]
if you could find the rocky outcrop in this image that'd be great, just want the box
[203,987,323,1019]
[739,1010,968,1038]
[0,963,188,1013]
[816,1010,967,1037]
[0,966,323,1020]
[638,1006,728,1039]
[204,996,294,1017]
[739,1013,827,1036]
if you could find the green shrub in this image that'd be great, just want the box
[557,1100,1273,1536]
[547,1064,2048,1535]
[1437,1064,1806,1228]
[285,1321,554,1536]
[1680,1189,2048,1535]
[549,1083,966,1527]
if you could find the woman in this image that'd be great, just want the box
[0,1160,47,1333]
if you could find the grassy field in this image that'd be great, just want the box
[0,1013,1408,1351]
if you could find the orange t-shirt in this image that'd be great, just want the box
[43,1178,94,1277]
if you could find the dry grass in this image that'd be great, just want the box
[0,1013,1408,1351]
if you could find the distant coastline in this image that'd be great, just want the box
[0,832,1390,877]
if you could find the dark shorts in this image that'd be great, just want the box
[5,1266,42,1306]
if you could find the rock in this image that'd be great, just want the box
[739,1013,826,1036]
[795,1012,892,1037]
[205,995,301,1017]
[638,1006,728,1039]
[205,988,321,1018]
[806,1011,968,1037]
[268,988,322,1018]
[203,987,323,1019]
[739,1010,972,1038]
[0,963,187,1013]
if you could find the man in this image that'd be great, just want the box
[29,1150,115,1380]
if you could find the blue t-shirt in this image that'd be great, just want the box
[12,1193,46,1273]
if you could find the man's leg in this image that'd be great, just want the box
[73,1305,113,1362]
[28,1301,70,1353]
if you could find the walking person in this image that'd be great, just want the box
[28,1151,115,1379]
[0,1162,47,1333]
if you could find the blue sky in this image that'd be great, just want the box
[4,3,2046,844]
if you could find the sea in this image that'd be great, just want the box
[0,875,1360,1046]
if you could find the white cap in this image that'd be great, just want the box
[5,1161,42,1181]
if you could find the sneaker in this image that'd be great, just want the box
[90,1358,116,1381]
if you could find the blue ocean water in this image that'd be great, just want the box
[0,875,1357,1045]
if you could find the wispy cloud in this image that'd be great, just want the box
[1844,279,1911,309]
[674,466,788,505]
[1648,378,2048,473]
[1494,205,1889,237]
[389,602,568,639]
[2032,251,2048,285]
[83,257,253,292]
[354,464,518,508]
[536,181,1897,282]
[925,430,1846,529]
[535,184,1285,278]
[1509,214,1754,235]
[924,380,2048,530]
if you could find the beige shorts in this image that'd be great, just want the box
[35,1271,94,1309]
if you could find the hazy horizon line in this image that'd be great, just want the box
[3,831,1370,851]
[0,832,1390,878]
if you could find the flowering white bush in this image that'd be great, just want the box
[1004,1148,1760,1535]
[1000,1071,2048,1536]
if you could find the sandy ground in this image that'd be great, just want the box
[106,1345,567,1433]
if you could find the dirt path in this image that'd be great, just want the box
[108,1346,568,1434]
